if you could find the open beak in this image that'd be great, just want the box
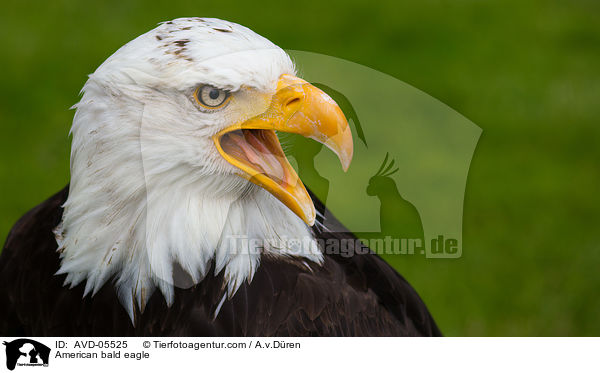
[213,74,353,226]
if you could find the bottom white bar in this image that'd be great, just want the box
[1,337,598,372]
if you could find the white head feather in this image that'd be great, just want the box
[54,18,322,321]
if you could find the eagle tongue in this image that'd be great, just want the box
[223,129,286,184]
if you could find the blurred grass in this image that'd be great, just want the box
[1,0,599,335]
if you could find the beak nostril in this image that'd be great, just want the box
[285,97,301,109]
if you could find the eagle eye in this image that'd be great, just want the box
[194,85,231,109]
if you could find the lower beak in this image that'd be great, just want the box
[213,74,353,225]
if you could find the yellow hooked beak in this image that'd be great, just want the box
[213,74,353,226]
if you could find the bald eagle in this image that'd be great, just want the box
[0,18,440,336]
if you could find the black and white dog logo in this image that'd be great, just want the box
[3,339,50,370]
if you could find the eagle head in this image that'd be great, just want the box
[54,18,353,321]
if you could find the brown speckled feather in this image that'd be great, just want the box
[0,186,441,336]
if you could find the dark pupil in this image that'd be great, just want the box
[208,88,220,100]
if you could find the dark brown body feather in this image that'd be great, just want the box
[0,186,441,336]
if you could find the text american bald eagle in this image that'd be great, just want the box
[0,18,440,336]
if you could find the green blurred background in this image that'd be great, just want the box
[1,0,599,335]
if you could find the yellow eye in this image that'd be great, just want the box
[194,85,231,109]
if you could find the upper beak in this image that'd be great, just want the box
[213,74,353,226]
